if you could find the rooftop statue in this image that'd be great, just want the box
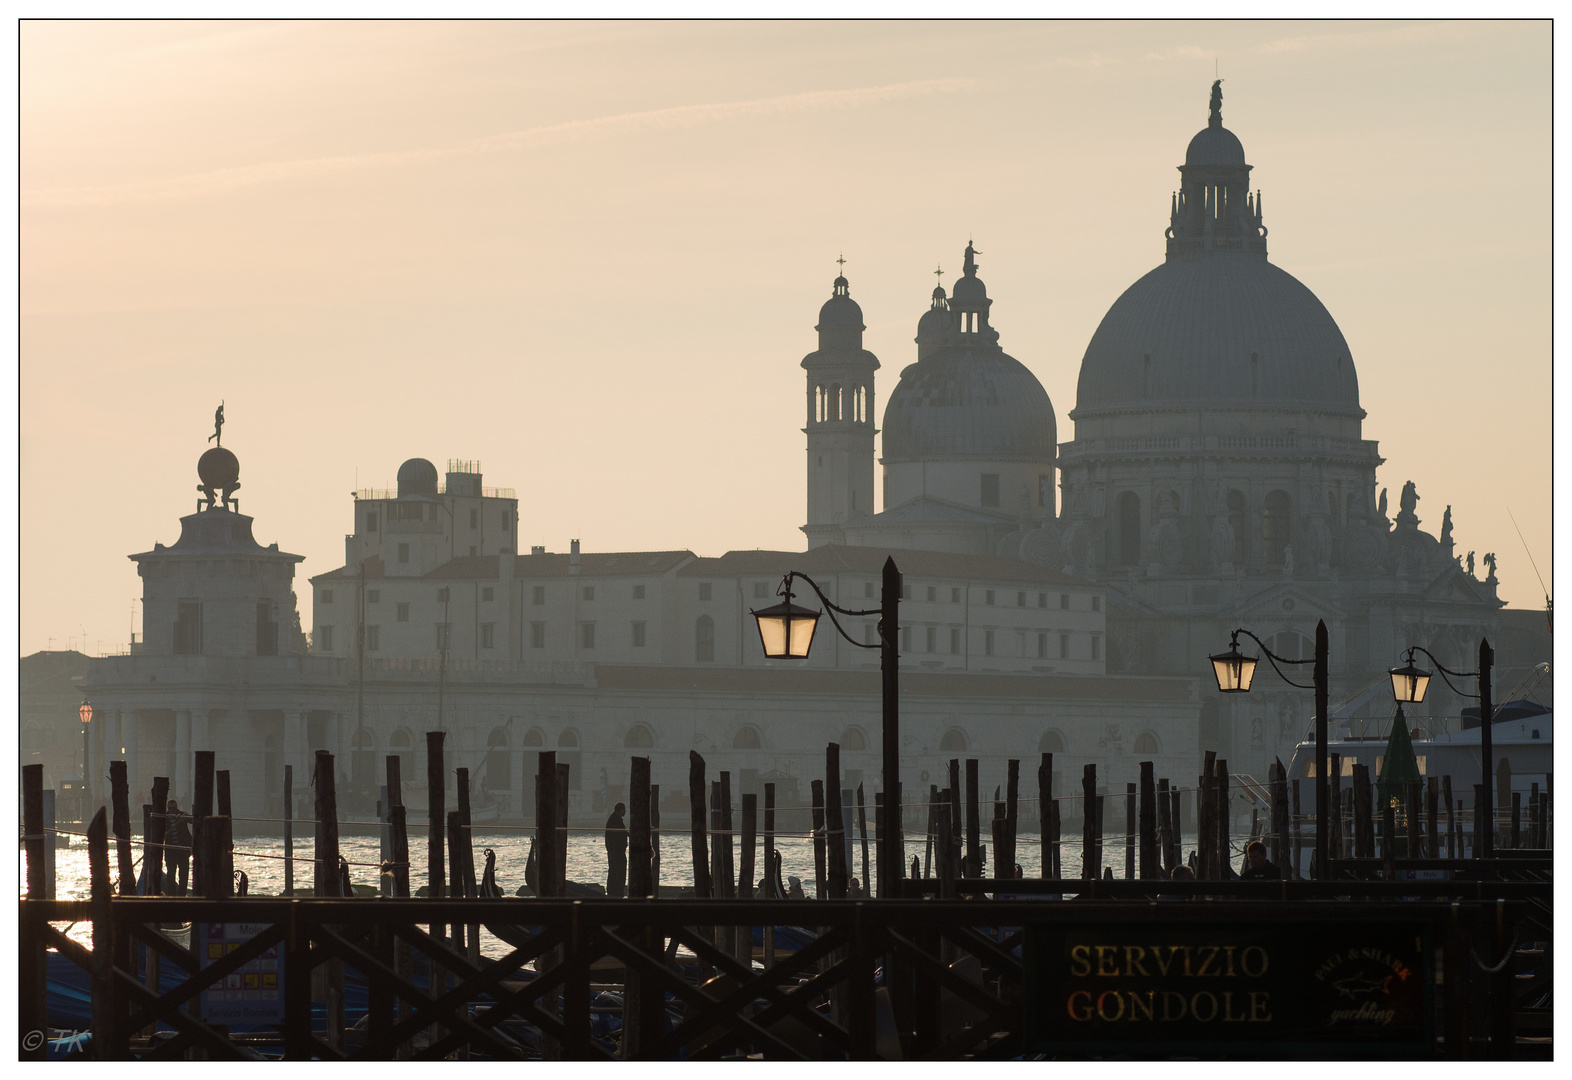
[1400,480,1419,516]
[1209,79,1223,124]
[963,240,980,277]
[1441,505,1453,546]
[209,400,225,447]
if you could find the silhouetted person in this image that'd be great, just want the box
[911,855,921,879]
[604,802,628,898]
[165,799,191,895]
[1239,839,1281,881]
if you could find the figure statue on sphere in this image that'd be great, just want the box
[209,401,224,446]
[1441,505,1453,546]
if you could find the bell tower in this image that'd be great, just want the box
[802,267,879,547]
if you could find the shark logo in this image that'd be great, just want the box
[1331,972,1389,1001]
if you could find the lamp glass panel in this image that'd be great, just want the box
[1388,664,1431,703]
[755,612,789,658]
[788,612,819,658]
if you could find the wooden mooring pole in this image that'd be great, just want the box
[687,750,710,898]
[1138,762,1157,879]
[1081,763,1097,879]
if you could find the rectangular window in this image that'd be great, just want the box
[501,515,509,533]
[366,625,380,651]
[950,628,961,654]
[633,584,646,600]
[984,630,995,656]
[926,626,936,652]
[480,622,495,649]
[1060,593,1069,609]
[436,623,450,650]
[698,582,712,601]
[365,511,378,532]
[482,587,494,602]
[981,473,1000,507]
[951,587,961,603]
[985,589,995,605]
[1091,634,1101,660]
[1038,592,1046,608]
[396,603,410,622]
[1091,596,1102,612]
[531,621,546,649]
[1017,591,1026,607]
[173,601,202,655]
[581,622,596,649]
[532,586,545,605]
[866,582,875,598]
[321,589,333,604]
[397,543,410,564]
[583,585,595,601]
[367,589,379,604]
[1060,632,1069,659]
[319,625,333,651]
[470,509,479,529]
[632,621,647,647]
[927,585,937,602]
[1037,632,1048,658]
[437,587,450,603]
[901,626,912,652]
[753,582,767,599]
[469,546,478,557]
[255,601,278,656]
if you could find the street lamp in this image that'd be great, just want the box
[78,700,94,821]
[1208,621,1329,879]
[752,556,902,896]
[1388,639,1495,858]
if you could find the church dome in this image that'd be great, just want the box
[1185,124,1246,166]
[883,347,1056,461]
[817,276,864,331]
[397,457,439,497]
[1075,256,1360,415]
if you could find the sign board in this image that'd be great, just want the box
[197,923,284,1024]
[1023,916,1433,1057]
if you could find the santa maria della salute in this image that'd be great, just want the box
[47,83,1539,830]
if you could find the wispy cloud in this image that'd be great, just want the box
[1256,21,1478,55]
[23,77,977,208]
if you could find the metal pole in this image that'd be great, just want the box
[1314,619,1329,880]
[1478,637,1494,860]
[83,723,92,819]
[880,556,901,898]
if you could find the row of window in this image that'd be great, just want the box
[1112,488,1315,566]
[869,624,1102,660]
[322,586,496,606]
[362,507,512,532]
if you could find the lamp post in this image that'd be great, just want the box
[753,556,902,896]
[78,699,94,821]
[1208,620,1329,878]
[1388,638,1494,858]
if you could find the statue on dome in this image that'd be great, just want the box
[1400,480,1419,516]
[963,240,980,277]
[1441,505,1453,546]
[1209,79,1223,123]
[209,400,225,446]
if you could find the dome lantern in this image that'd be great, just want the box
[1168,80,1266,260]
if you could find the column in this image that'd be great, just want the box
[511,745,525,823]
[123,709,141,809]
[284,710,305,821]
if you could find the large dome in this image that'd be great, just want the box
[883,346,1056,461]
[1074,255,1361,416]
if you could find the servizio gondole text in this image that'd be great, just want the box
[1065,944,1272,1023]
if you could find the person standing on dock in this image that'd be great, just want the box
[165,799,192,895]
[1238,839,1281,880]
[604,801,628,898]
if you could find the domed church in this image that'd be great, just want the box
[805,82,1505,777]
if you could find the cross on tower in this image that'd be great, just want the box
[836,253,847,276]
[934,264,944,287]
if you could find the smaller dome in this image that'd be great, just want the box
[197,446,239,489]
[950,275,987,303]
[817,277,864,331]
[397,457,439,497]
[1185,124,1246,166]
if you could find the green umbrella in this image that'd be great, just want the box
[1376,704,1422,806]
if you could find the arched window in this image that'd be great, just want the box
[1273,632,1313,661]
[1118,492,1141,565]
[695,615,715,662]
[1133,731,1159,755]
[733,726,761,749]
[940,728,968,752]
[840,726,866,752]
[485,726,511,791]
[388,728,413,786]
[351,727,375,786]
[624,724,654,749]
[558,729,581,790]
[1227,490,1246,565]
[1039,730,1066,754]
[521,727,545,748]
[1262,490,1292,564]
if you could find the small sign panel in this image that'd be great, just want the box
[1023,917,1432,1057]
[197,923,284,1024]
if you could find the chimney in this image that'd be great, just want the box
[530,545,545,556]
[569,539,581,575]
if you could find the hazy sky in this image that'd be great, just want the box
[19,20,1552,657]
